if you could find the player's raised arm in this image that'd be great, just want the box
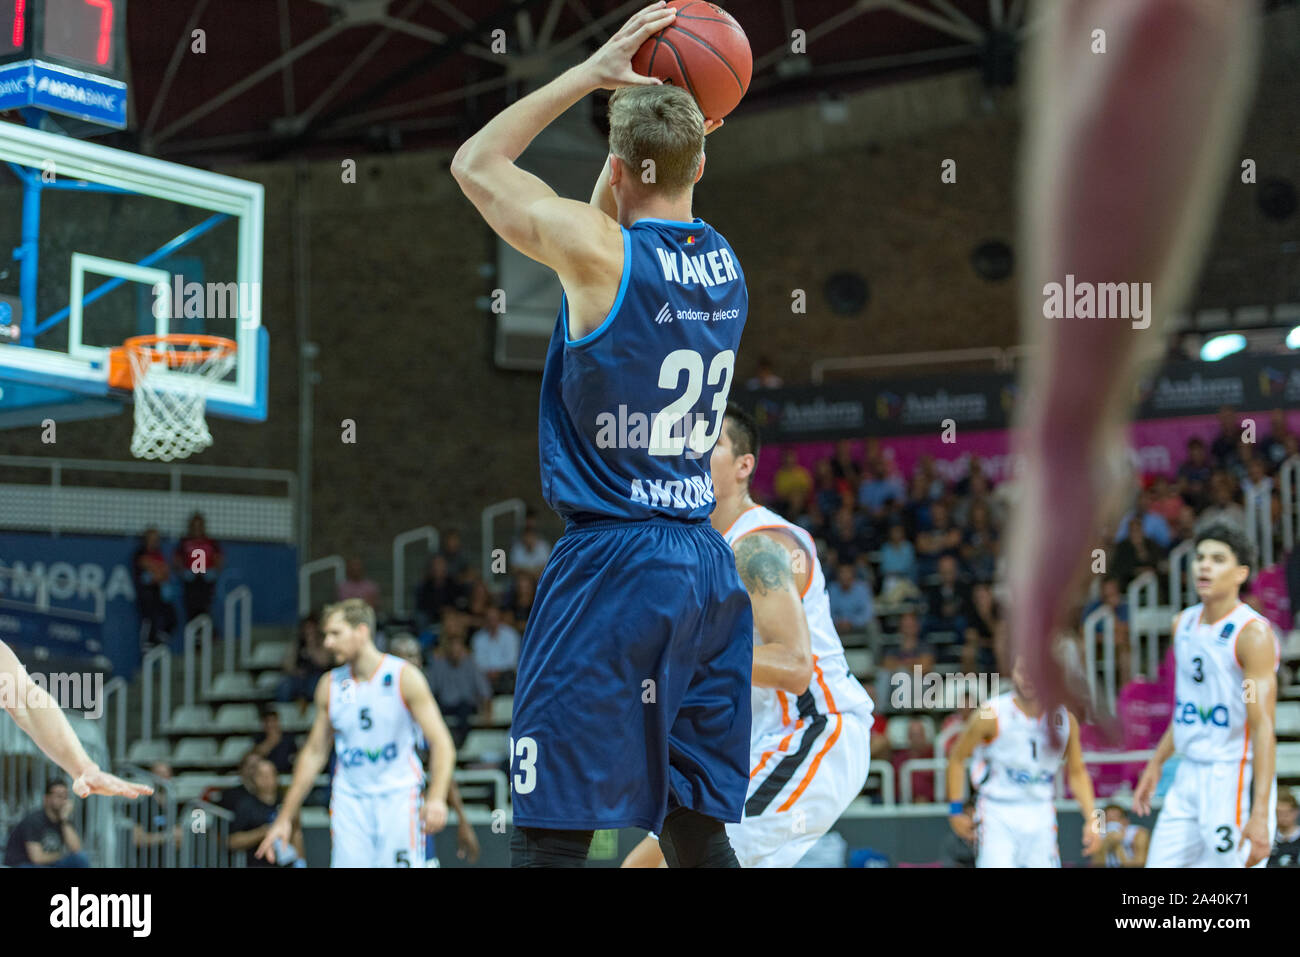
[1238,620,1278,867]
[733,532,812,695]
[400,663,456,834]
[0,640,151,800]
[257,674,332,863]
[945,708,995,839]
[451,3,675,276]
[1065,711,1101,855]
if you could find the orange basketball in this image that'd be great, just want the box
[631,1,752,121]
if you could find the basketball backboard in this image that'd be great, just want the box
[0,119,266,425]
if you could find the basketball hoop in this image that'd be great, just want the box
[108,334,237,462]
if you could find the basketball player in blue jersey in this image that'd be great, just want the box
[257,600,457,867]
[1134,524,1279,868]
[452,2,752,867]
[0,639,152,800]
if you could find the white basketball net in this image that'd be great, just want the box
[127,338,237,462]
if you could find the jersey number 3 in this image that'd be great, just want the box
[649,349,735,457]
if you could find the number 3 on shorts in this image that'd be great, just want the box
[510,736,538,795]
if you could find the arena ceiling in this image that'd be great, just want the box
[107,0,1034,167]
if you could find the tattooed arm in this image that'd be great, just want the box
[732,532,813,695]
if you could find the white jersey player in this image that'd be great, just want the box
[257,599,457,867]
[947,658,1099,867]
[623,405,872,868]
[1136,525,1279,868]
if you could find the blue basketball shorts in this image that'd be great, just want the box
[509,517,753,832]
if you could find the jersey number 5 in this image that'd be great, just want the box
[649,349,735,457]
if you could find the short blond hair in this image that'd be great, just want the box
[608,85,705,195]
[322,598,375,636]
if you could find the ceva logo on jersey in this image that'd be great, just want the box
[339,742,399,768]
[1174,699,1230,727]
[1004,767,1055,786]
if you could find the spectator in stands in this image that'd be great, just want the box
[1092,804,1149,868]
[891,718,935,803]
[915,501,962,578]
[952,469,998,529]
[1148,475,1185,525]
[1268,789,1300,868]
[1112,516,1168,590]
[471,605,520,695]
[277,614,329,713]
[960,502,999,584]
[1177,437,1213,510]
[942,797,978,867]
[962,583,1000,673]
[253,705,297,775]
[1241,453,1273,504]
[509,511,552,577]
[772,449,813,512]
[812,459,844,517]
[1114,487,1172,549]
[1194,471,1246,532]
[1261,409,1295,468]
[506,570,536,631]
[463,577,493,630]
[438,528,470,581]
[880,612,935,711]
[388,633,423,669]
[827,505,868,567]
[1082,576,1132,686]
[954,457,984,499]
[827,562,875,636]
[228,758,304,868]
[3,780,89,868]
[131,762,181,854]
[217,752,261,815]
[414,555,464,634]
[745,355,783,390]
[902,472,934,538]
[830,439,861,488]
[857,460,904,528]
[924,555,971,640]
[425,617,492,749]
[1210,406,1242,468]
[878,521,918,586]
[133,527,176,651]
[337,556,384,614]
[173,511,223,622]
[916,455,946,502]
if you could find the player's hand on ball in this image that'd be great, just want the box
[704,118,724,136]
[255,815,293,863]
[457,819,480,863]
[423,797,448,834]
[582,1,676,91]
[73,766,153,799]
[1242,814,1269,867]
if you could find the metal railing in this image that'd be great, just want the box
[1125,570,1162,679]
[1244,479,1275,569]
[114,765,178,869]
[481,498,526,583]
[182,614,214,709]
[298,555,344,616]
[392,525,439,619]
[138,644,172,747]
[0,454,296,542]
[104,675,129,765]
[1083,605,1118,712]
[179,800,245,868]
[1167,539,1196,611]
[225,585,252,672]
[1281,456,1299,555]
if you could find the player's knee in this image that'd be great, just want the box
[659,808,740,868]
[509,826,593,867]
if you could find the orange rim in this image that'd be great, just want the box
[109,334,237,389]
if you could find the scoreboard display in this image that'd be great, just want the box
[0,0,128,128]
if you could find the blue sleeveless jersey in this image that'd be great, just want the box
[538,216,747,523]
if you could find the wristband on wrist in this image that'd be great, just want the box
[949,801,965,816]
